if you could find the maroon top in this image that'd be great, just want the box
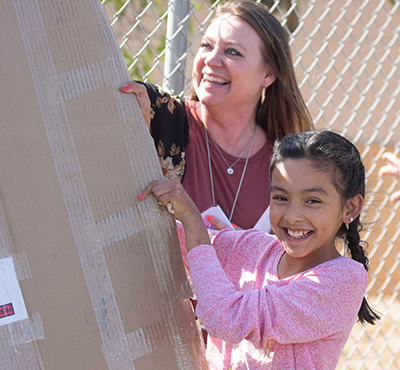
[182,100,273,229]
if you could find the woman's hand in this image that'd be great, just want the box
[379,152,400,203]
[120,81,151,129]
[138,180,210,251]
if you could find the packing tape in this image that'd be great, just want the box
[6,313,45,346]
[101,327,153,370]
[85,206,146,251]
[52,58,118,103]
[12,253,32,282]
[13,0,131,366]
[12,0,197,368]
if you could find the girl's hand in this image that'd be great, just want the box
[206,215,240,231]
[138,180,210,251]
[120,81,151,129]
[379,152,400,203]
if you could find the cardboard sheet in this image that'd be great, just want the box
[0,0,207,368]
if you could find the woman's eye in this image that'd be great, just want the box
[226,48,242,56]
[200,42,212,50]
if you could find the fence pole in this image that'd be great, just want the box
[163,0,190,96]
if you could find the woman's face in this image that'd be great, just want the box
[192,14,275,111]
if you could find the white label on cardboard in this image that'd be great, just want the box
[0,257,28,326]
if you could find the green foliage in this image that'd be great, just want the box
[105,0,166,81]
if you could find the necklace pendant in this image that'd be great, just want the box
[227,168,234,175]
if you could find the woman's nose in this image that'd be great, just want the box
[203,48,223,67]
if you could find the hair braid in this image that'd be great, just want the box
[344,218,380,324]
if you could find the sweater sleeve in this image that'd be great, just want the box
[187,234,368,349]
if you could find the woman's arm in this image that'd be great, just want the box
[121,81,151,128]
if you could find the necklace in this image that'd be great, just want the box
[207,126,258,175]
[205,125,257,222]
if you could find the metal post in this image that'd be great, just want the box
[163,0,190,97]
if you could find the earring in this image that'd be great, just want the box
[345,217,354,230]
[261,87,266,104]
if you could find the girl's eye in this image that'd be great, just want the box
[273,196,287,202]
[306,199,321,205]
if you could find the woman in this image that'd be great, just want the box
[122,0,313,229]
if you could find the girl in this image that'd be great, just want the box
[139,131,379,369]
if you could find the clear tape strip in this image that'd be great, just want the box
[12,253,32,281]
[52,58,119,103]
[85,206,145,251]
[12,0,197,368]
[11,0,162,368]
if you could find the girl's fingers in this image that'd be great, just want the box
[138,180,181,204]
[138,182,155,201]
[207,216,233,230]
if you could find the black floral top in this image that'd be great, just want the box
[138,82,188,182]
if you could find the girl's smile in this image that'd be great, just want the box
[270,158,347,277]
[285,228,313,239]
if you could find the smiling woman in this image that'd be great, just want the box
[121,0,313,230]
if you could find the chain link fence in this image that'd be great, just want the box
[101,0,400,368]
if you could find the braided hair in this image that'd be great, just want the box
[270,130,379,324]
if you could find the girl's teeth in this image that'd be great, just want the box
[287,229,311,239]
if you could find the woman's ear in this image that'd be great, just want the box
[263,68,277,89]
[343,194,364,223]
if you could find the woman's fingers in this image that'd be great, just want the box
[120,81,151,129]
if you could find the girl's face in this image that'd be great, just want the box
[270,158,347,268]
[192,14,275,111]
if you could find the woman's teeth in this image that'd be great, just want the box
[286,229,312,239]
[203,74,229,85]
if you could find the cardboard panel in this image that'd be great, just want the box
[0,0,207,369]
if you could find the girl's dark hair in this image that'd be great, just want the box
[270,130,380,325]
[190,0,313,140]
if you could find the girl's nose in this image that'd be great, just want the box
[284,202,304,224]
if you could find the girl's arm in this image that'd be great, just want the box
[139,179,210,252]
[187,238,368,348]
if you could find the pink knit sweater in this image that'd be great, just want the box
[179,225,368,369]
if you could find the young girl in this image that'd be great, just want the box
[139,131,379,369]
